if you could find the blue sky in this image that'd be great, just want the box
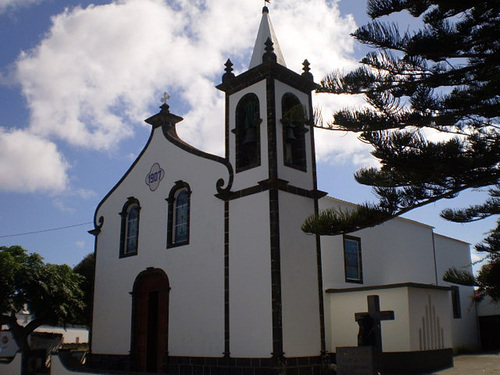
[0,0,494,269]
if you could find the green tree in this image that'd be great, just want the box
[0,245,85,374]
[303,0,500,298]
[73,252,95,326]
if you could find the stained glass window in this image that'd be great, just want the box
[344,237,362,282]
[174,190,189,243]
[167,183,191,248]
[125,205,139,254]
[120,198,140,257]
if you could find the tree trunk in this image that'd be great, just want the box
[21,350,33,375]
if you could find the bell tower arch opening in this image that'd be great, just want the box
[281,93,307,170]
[234,93,261,172]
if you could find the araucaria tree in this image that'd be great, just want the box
[302,0,500,299]
[0,245,85,374]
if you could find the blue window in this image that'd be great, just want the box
[174,190,189,243]
[344,236,362,283]
[167,182,191,248]
[120,198,140,257]
[125,205,139,254]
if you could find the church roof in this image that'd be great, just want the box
[249,6,286,69]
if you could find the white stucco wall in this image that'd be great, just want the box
[326,285,454,353]
[92,124,228,357]
[0,354,21,375]
[279,191,321,357]
[229,192,273,357]
[477,296,500,317]
[320,197,438,290]
[326,287,409,352]
[408,287,452,351]
[433,234,480,350]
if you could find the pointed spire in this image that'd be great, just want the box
[249,6,286,69]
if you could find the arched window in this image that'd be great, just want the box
[234,93,261,172]
[120,197,140,257]
[281,93,307,170]
[167,181,191,248]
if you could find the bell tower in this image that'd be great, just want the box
[216,6,327,373]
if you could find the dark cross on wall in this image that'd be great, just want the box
[355,295,395,370]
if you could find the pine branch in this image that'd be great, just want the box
[443,267,477,286]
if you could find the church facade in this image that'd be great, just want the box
[86,7,479,375]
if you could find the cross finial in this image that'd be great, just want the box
[263,0,270,13]
[160,91,170,105]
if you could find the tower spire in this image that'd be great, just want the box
[249,4,286,69]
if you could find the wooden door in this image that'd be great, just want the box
[132,269,170,373]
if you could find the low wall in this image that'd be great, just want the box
[51,354,98,375]
[0,354,22,375]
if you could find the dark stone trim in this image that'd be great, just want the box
[223,200,230,358]
[119,197,141,258]
[307,81,327,355]
[91,104,233,236]
[264,73,284,360]
[326,282,452,294]
[87,229,99,353]
[160,120,233,197]
[267,77,278,181]
[88,216,103,236]
[269,188,284,361]
[223,178,327,201]
[217,59,320,96]
[91,130,154,237]
[381,348,453,373]
[85,354,325,374]
[168,355,323,375]
[330,349,453,374]
[166,181,191,249]
[85,353,131,372]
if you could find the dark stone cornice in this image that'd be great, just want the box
[326,282,452,294]
[217,60,320,95]
[145,104,184,129]
[218,177,327,201]
[160,122,234,197]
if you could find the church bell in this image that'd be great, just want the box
[243,127,257,145]
[285,126,297,142]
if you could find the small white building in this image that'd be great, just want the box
[0,309,89,359]
[84,6,479,375]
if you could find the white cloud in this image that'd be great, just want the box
[0,127,69,192]
[312,92,376,167]
[0,0,42,14]
[8,0,368,193]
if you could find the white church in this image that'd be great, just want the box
[72,6,478,375]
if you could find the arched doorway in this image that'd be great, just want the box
[131,268,170,373]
